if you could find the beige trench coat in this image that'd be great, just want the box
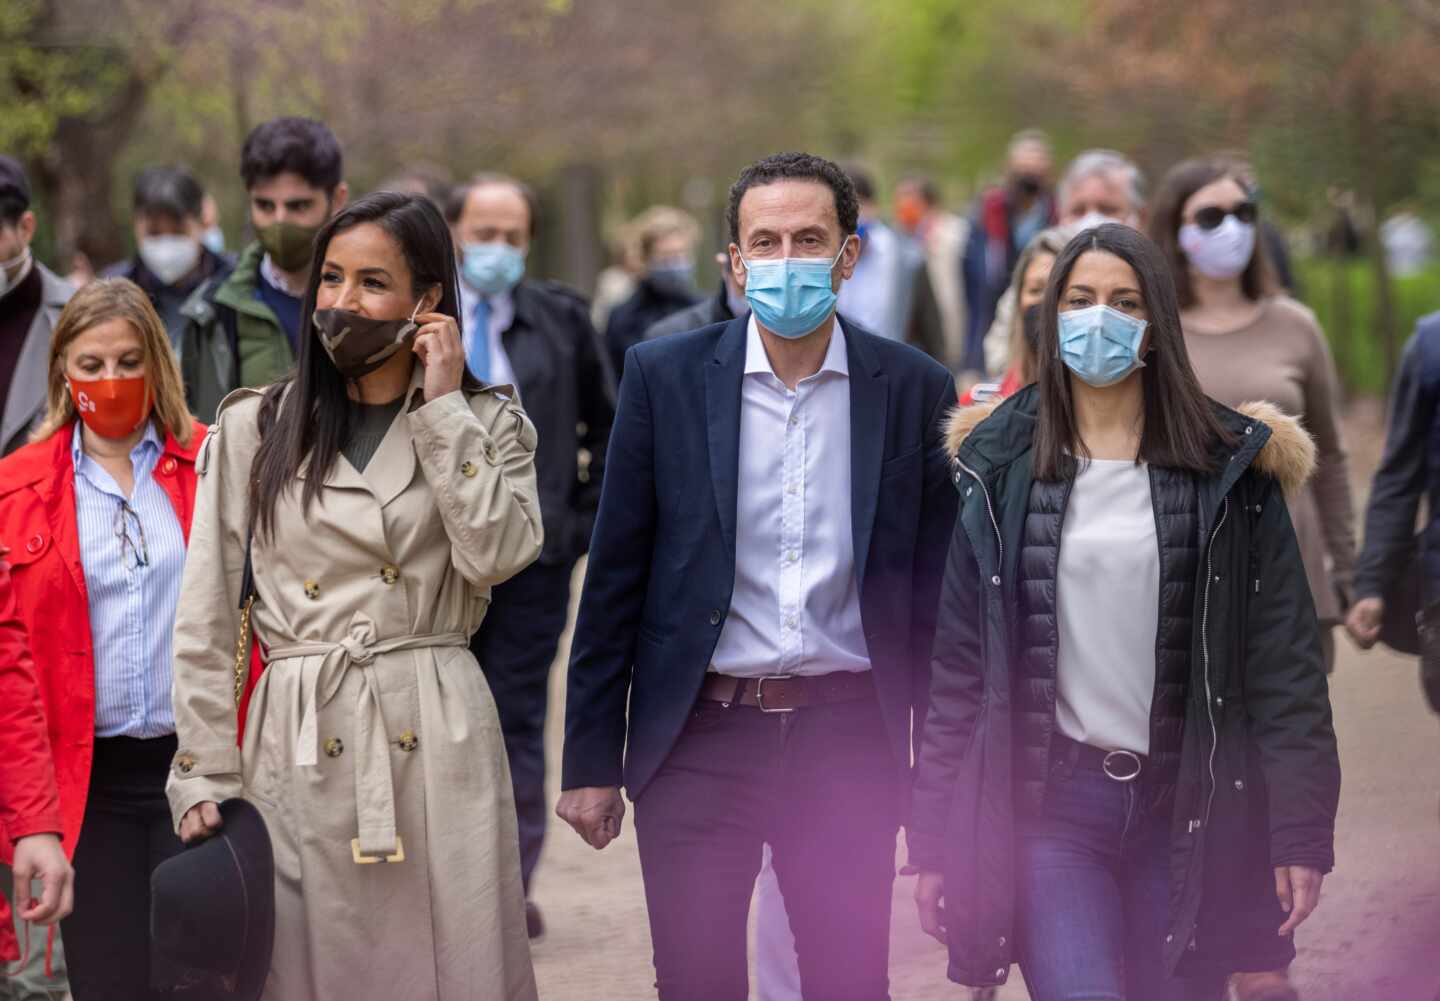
[166,363,543,1001]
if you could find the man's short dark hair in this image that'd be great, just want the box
[0,154,31,225]
[842,163,876,203]
[444,173,541,238]
[133,165,204,220]
[727,152,859,245]
[240,117,343,193]
[0,194,25,227]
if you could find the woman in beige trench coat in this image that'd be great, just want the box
[166,192,542,1001]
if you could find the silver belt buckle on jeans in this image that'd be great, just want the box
[1102,749,1142,782]
[754,676,796,713]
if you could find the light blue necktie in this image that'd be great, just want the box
[467,296,491,382]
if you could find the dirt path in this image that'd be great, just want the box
[529,402,1440,1000]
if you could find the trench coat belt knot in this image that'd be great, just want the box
[266,612,468,859]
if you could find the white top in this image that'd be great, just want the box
[1055,458,1160,754]
[458,281,519,392]
[709,315,870,678]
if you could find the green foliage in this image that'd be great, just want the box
[0,0,128,155]
[1296,256,1440,395]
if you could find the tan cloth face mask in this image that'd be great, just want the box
[311,301,422,379]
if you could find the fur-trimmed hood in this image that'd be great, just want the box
[944,394,1316,494]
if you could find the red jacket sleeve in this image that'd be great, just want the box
[0,557,62,843]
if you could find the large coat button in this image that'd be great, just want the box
[304,579,321,600]
[26,534,44,555]
[161,457,178,474]
[176,753,196,774]
[325,738,345,758]
[709,609,723,626]
[380,565,400,585]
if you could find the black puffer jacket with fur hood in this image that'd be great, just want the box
[909,385,1340,987]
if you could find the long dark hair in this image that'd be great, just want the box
[248,191,474,537]
[1033,223,1235,481]
[1147,157,1279,310]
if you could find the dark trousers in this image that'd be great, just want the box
[634,694,899,1001]
[61,735,184,1001]
[470,558,574,892]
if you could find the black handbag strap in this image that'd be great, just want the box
[239,529,258,610]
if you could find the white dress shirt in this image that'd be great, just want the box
[458,281,519,392]
[709,316,870,678]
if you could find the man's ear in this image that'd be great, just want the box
[837,233,860,281]
[330,182,350,217]
[727,243,747,291]
[17,210,36,247]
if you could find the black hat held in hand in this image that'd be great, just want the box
[150,798,275,1001]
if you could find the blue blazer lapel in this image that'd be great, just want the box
[845,319,888,587]
[706,317,748,570]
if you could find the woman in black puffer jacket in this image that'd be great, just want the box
[909,224,1339,1001]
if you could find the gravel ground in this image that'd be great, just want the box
[528,401,1440,1001]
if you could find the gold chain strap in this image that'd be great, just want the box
[233,594,255,708]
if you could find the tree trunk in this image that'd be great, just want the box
[553,161,605,295]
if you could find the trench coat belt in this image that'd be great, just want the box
[267,615,468,859]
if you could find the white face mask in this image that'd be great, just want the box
[138,235,202,286]
[0,246,31,298]
[1179,216,1257,281]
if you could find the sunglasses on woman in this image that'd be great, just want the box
[1192,201,1258,231]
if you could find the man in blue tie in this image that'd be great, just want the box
[447,173,615,938]
[558,152,958,1000]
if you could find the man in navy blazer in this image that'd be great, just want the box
[558,152,958,1001]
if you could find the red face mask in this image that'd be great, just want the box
[69,376,151,439]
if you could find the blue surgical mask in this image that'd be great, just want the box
[741,239,850,340]
[1057,304,1148,388]
[462,242,526,295]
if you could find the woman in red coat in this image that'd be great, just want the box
[0,278,206,1000]
[0,552,74,966]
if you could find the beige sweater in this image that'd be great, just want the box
[1184,296,1356,624]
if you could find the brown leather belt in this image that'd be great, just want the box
[698,671,874,713]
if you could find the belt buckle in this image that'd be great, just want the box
[1102,749,1142,783]
[754,676,796,713]
[352,836,406,864]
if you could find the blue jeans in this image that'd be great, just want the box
[1016,759,1220,1001]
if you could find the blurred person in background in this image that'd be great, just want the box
[177,116,349,422]
[102,165,234,347]
[0,554,74,998]
[199,192,228,257]
[380,162,455,217]
[1,156,74,459]
[1380,204,1434,278]
[983,149,1147,377]
[645,251,749,340]
[604,206,701,375]
[1346,308,1440,714]
[591,223,642,332]
[961,227,1069,406]
[836,164,944,360]
[0,278,207,1000]
[962,129,1056,377]
[447,172,616,937]
[1152,162,1355,1001]
[1213,153,1298,296]
[895,173,969,374]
